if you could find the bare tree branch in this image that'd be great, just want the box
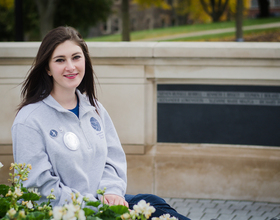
[220,0,230,14]
[199,0,211,16]
[200,0,230,22]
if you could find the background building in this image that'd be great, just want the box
[249,0,280,18]
[89,0,280,37]
[89,0,188,37]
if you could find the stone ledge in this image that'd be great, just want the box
[87,42,157,58]
[0,42,40,58]
[122,144,145,155]
[153,143,280,159]
[153,42,280,59]
[1,42,280,59]
[0,144,145,155]
[126,144,280,202]
[0,145,13,154]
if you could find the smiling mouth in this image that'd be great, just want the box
[64,73,78,78]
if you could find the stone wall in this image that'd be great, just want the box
[0,42,280,202]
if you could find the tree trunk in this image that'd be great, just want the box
[235,0,243,41]
[35,0,57,39]
[258,0,270,18]
[122,0,130,41]
[15,0,24,41]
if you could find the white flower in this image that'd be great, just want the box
[6,189,12,197]
[14,187,23,197]
[53,206,65,220]
[28,187,41,196]
[121,213,131,220]
[130,210,139,219]
[0,162,3,168]
[145,206,156,219]
[65,203,78,213]
[27,164,32,170]
[19,210,26,218]
[62,209,75,220]
[47,193,56,200]
[133,200,156,219]
[78,209,86,220]
[26,200,33,209]
[133,200,146,213]
[63,203,80,220]
[152,214,178,220]
[130,210,139,218]
[52,203,84,220]
[7,208,16,218]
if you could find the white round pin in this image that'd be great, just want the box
[63,132,80,151]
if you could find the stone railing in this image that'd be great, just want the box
[1,42,280,202]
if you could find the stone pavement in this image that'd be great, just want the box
[164,198,280,220]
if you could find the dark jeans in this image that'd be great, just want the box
[125,194,191,220]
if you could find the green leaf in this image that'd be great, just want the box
[108,205,129,215]
[86,217,103,220]
[25,211,45,220]
[83,207,95,216]
[85,201,101,207]
[21,192,40,201]
[95,208,116,220]
[38,201,52,210]
[21,187,28,193]
[99,203,109,211]
[0,184,10,196]
[0,197,10,218]
[0,215,9,220]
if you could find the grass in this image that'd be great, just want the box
[166,27,280,42]
[86,17,280,42]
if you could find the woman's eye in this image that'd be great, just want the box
[55,59,64,63]
[73,55,81,60]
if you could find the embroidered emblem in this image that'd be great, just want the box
[50,129,58,138]
[63,132,80,151]
[90,117,101,131]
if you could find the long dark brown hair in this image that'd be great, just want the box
[18,26,98,111]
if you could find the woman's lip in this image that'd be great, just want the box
[64,73,78,79]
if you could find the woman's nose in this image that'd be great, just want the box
[66,60,75,72]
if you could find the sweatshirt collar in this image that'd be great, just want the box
[76,90,97,118]
[42,90,96,118]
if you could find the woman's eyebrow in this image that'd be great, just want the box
[72,52,82,56]
[53,55,65,60]
[52,52,82,60]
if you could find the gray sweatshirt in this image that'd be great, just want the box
[12,90,127,206]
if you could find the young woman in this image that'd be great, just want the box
[12,26,190,220]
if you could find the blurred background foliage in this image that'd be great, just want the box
[0,0,278,41]
[0,0,113,41]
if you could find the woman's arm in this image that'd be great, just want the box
[12,123,97,206]
[97,104,127,201]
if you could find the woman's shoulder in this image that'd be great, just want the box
[96,100,104,110]
[95,101,109,116]
[14,101,44,125]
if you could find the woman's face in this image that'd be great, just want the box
[48,40,85,94]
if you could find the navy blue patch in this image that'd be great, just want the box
[50,129,58,138]
[90,117,101,131]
